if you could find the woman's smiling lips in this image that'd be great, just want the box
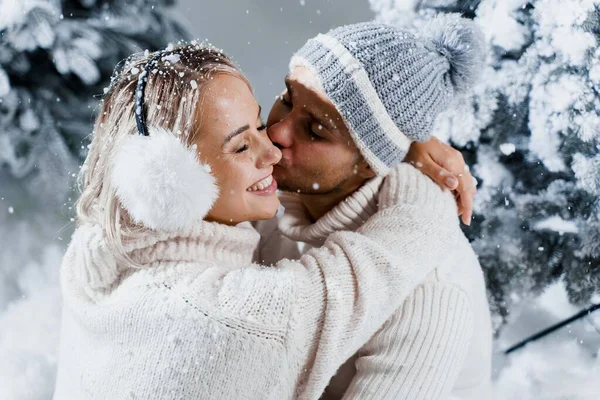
[247,174,278,196]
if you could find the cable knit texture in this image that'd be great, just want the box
[289,18,485,174]
[271,164,494,400]
[278,176,383,246]
[54,165,462,400]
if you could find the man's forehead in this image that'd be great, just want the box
[287,66,324,93]
[286,66,340,120]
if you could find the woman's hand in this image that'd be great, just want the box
[404,137,476,226]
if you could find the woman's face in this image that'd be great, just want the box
[192,74,282,225]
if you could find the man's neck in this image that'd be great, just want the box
[299,178,368,221]
[299,191,349,222]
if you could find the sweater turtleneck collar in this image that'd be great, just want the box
[277,177,384,246]
[124,221,260,266]
[68,220,260,290]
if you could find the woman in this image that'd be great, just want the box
[53,44,461,399]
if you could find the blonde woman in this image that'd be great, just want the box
[53,44,461,399]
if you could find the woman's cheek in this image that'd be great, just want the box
[220,160,248,196]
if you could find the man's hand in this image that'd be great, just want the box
[404,137,476,225]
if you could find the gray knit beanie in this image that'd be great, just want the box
[290,14,485,175]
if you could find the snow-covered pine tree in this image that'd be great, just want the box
[0,0,188,206]
[370,0,600,327]
[0,3,188,397]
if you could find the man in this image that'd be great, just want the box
[257,17,493,400]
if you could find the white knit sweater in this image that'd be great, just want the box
[257,166,494,400]
[53,165,462,400]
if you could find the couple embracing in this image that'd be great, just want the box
[54,13,493,400]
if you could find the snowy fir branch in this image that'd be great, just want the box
[0,0,188,207]
[370,0,600,328]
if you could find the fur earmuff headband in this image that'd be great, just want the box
[110,50,219,232]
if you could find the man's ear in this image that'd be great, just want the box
[354,157,376,179]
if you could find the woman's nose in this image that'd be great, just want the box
[257,135,282,168]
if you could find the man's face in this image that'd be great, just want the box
[267,66,372,194]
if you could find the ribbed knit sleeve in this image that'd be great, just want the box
[291,236,457,400]
[340,282,474,400]
[378,163,458,226]
[287,169,463,399]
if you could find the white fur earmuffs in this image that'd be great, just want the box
[110,127,219,232]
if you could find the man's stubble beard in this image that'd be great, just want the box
[275,166,356,197]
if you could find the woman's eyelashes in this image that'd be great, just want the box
[236,144,249,153]
[235,123,266,153]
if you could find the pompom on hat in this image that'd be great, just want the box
[110,50,219,232]
[290,14,486,175]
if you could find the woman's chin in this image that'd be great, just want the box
[208,193,280,225]
[244,196,280,222]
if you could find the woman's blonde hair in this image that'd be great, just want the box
[76,43,248,267]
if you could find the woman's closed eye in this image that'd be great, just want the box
[235,123,266,153]
[236,144,249,153]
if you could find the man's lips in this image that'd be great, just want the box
[275,159,290,169]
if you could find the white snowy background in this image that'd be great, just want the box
[1,0,599,399]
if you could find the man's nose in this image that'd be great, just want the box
[267,118,294,149]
